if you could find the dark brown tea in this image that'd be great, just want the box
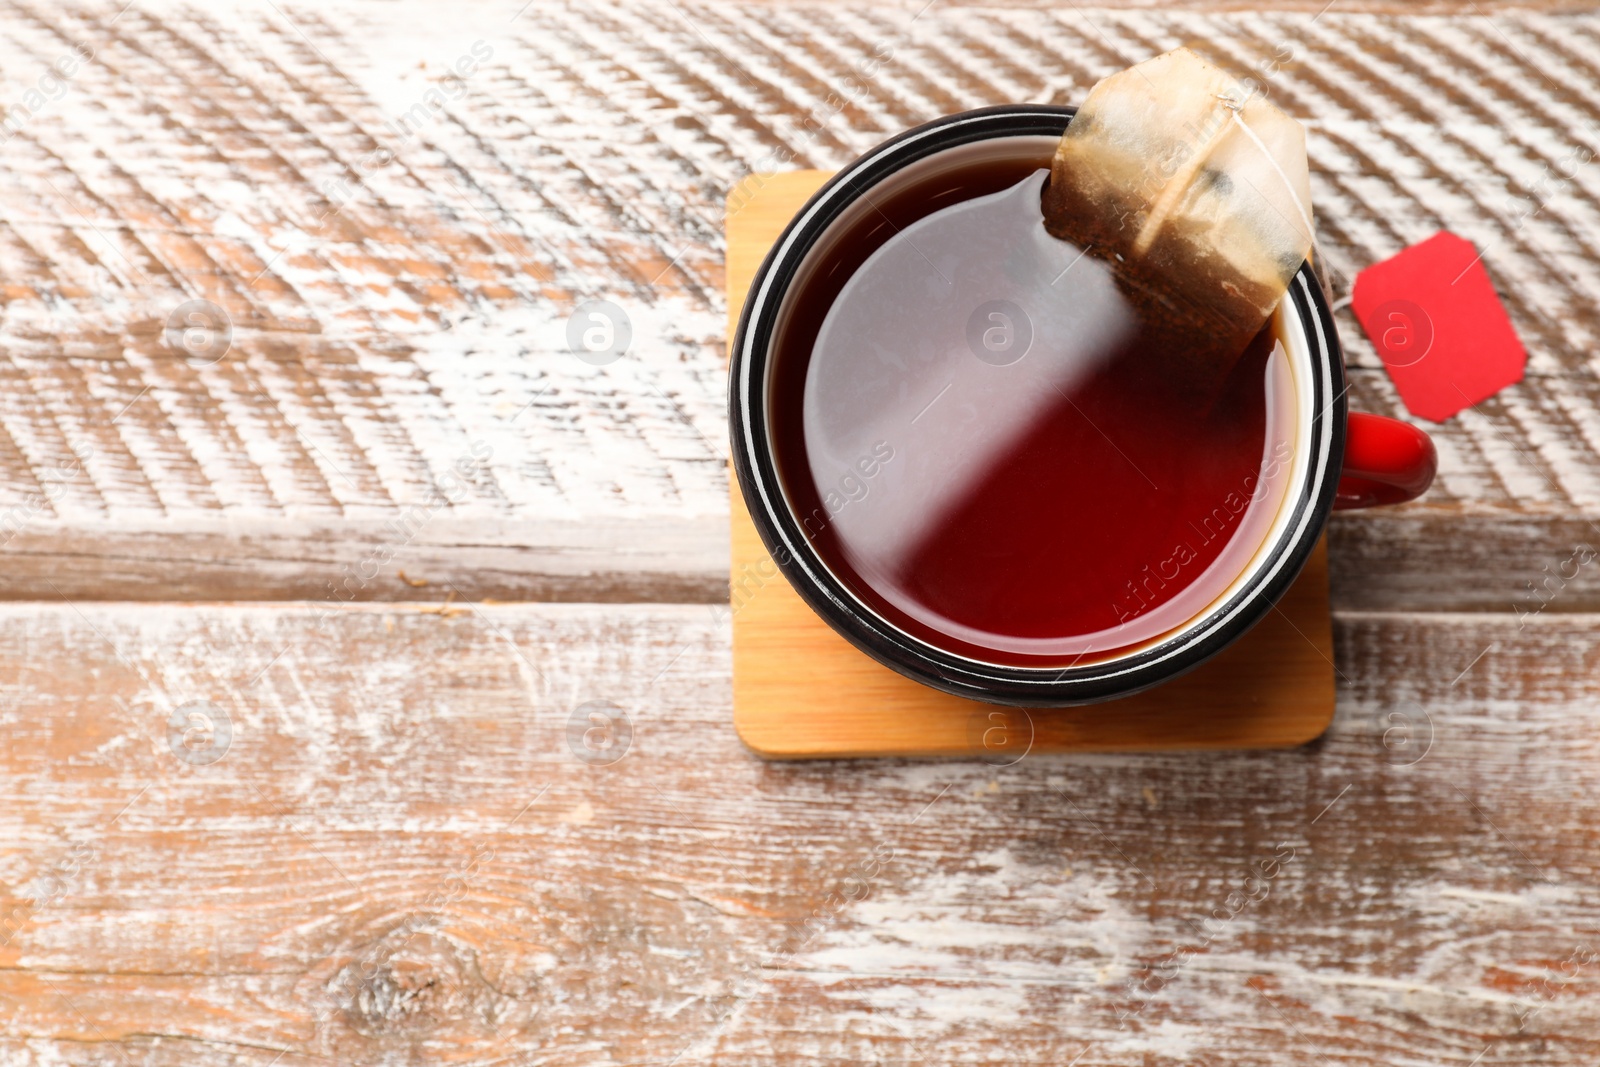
[768,145,1297,666]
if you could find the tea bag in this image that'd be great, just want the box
[1041,48,1314,398]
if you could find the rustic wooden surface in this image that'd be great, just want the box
[4,0,1600,1064]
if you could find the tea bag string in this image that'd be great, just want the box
[1226,109,1316,247]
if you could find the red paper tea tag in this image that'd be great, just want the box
[1350,231,1526,422]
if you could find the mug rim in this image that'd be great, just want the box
[729,104,1346,707]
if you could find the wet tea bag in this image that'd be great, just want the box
[1041,47,1314,397]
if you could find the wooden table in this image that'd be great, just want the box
[2,1,1599,1063]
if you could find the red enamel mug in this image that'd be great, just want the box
[730,106,1436,706]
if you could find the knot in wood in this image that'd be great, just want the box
[334,928,492,1039]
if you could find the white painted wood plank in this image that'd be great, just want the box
[2,2,1599,598]
[0,601,1594,1063]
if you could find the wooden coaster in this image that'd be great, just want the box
[726,172,1335,759]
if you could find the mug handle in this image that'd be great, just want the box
[1335,412,1438,510]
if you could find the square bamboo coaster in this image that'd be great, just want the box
[727,172,1335,759]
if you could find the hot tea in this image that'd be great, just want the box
[768,152,1297,666]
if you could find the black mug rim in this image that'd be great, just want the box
[729,104,1345,707]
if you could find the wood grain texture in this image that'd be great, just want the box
[2,1,1600,599]
[4,3,1598,1064]
[0,601,1596,1064]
